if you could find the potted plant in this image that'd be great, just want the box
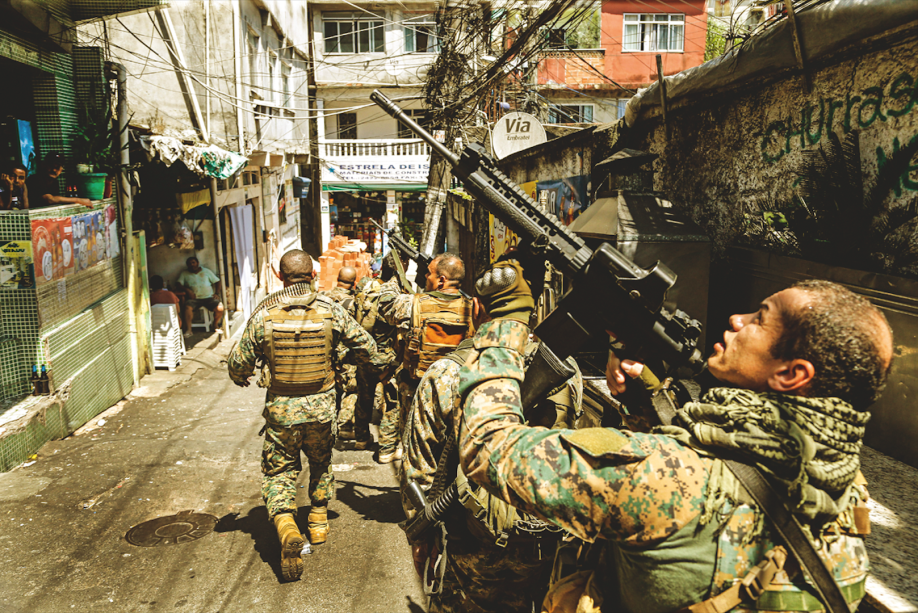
[70,109,121,201]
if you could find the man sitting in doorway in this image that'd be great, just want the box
[177,256,224,338]
[149,275,180,307]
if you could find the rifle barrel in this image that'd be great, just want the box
[371,90,459,166]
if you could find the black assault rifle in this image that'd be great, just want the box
[370,218,431,290]
[371,90,705,406]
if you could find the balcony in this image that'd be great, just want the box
[319,139,432,187]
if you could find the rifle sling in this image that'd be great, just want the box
[652,389,851,613]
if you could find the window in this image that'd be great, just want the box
[548,104,593,124]
[281,62,291,108]
[247,30,260,91]
[623,14,684,52]
[547,27,567,49]
[616,99,629,120]
[404,14,440,53]
[338,112,357,139]
[398,109,430,138]
[324,12,385,54]
[267,52,276,104]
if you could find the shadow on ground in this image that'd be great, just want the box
[214,505,341,582]
[335,479,405,524]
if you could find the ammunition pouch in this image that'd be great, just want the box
[263,294,335,396]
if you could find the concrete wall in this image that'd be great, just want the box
[626,30,918,277]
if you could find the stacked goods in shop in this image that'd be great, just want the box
[316,235,373,291]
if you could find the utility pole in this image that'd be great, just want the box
[304,6,322,257]
[421,5,464,258]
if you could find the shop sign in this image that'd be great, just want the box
[0,241,33,288]
[322,156,430,184]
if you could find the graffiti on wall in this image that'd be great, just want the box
[760,71,918,163]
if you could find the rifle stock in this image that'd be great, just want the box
[371,90,705,386]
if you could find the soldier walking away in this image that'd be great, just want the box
[227,250,393,582]
[353,253,406,456]
[382,253,472,464]
[322,266,359,438]
[401,258,582,612]
[458,260,893,613]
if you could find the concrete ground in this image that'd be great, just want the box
[0,334,426,613]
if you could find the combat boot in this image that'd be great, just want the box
[273,513,305,581]
[308,507,329,544]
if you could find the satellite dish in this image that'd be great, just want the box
[491,112,547,159]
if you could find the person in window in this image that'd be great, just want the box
[26,152,92,209]
[177,256,224,338]
[0,163,29,210]
[149,275,180,307]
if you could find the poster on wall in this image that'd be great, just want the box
[489,181,535,262]
[91,210,106,265]
[0,241,33,288]
[536,175,590,226]
[72,212,95,273]
[31,218,61,284]
[105,205,120,258]
[59,216,74,277]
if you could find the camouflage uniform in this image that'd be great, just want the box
[227,292,392,519]
[457,319,870,613]
[361,277,404,450]
[322,286,358,431]
[402,342,582,613]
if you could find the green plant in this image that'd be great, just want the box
[70,108,127,175]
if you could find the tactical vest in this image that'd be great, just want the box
[403,292,473,380]
[262,293,335,396]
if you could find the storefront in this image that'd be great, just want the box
[325,186,427,250]
[319,138,431,252]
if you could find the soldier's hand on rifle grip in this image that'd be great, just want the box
[606,353,645,396]
[499,240,545,304]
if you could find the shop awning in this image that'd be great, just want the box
[140,135,248,180]
[322,182,429,193]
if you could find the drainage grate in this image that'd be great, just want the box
[125,510,218,547]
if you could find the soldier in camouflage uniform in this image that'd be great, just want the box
[457,261,893,613]
[228,250,392,582]
[400,267,583,612]
[322,266,359,437]
[355,253,406,456]
[381,253,472,464]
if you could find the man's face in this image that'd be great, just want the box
[425,261,439,291]
[707,288,810,391]
[49,165,63,179]
[188,259,201,273]
[12,169,25,187]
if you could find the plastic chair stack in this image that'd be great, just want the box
[151,304,186,371]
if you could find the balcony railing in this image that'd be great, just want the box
[319,139,431,159]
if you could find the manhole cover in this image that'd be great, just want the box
[125,510,218,547]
